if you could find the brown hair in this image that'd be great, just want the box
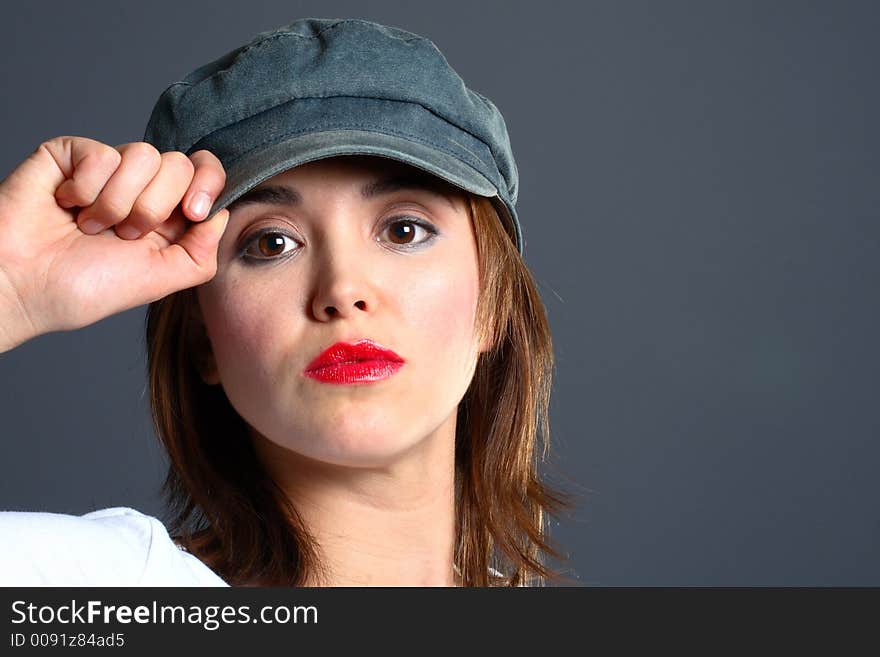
[144,190,576,586]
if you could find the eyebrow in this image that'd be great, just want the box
[226,172,459,212]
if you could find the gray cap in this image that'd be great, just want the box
[144,17,523,255]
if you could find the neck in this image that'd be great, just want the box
[252,416,459,587]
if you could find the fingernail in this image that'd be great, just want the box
[79,218,104,234]
[190,192,211,219]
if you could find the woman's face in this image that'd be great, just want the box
[195,155,485,467]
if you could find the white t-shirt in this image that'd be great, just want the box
[0,506,228,586]
[0,506,512,586]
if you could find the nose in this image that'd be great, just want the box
[317,297,368,319]
[310,242,374,321]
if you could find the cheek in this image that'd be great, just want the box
[197,283,290,382]
[406,258,480,366]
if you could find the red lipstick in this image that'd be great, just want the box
[304,339,405,384]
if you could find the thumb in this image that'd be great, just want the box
[166,208,230,285]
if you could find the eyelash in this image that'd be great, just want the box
[237,216,439,263]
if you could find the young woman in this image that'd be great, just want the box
[0,18,572,586]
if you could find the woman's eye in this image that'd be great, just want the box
[240,229,299,262]
[239,216,438,263]
[381,217,438,248]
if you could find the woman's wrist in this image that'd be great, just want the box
[0,269,37,353]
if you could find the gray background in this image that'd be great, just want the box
[1,0,878,585]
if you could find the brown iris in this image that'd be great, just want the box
[387,220,416,245]
[257,233,286,258]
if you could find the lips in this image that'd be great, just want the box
[303,339,405,384]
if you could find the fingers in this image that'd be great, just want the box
[113,151,194,240]
[51,137,123,208]
[50,139,227,240]
[73,142,162,235]
[124,149,227,241]
[181,150,227,222]
[121,148,227,240]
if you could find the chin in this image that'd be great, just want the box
[251,419,416,468]
[307,431,422,469]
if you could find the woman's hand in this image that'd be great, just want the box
[0,136,229,351]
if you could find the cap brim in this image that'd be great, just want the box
[206,128,522,254]
[210,129,498,215]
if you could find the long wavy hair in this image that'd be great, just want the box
[145,187,575,586]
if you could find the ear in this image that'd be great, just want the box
[188,300,220,386]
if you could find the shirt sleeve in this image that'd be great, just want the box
[0,507,154,586]
[0,506,229,586]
